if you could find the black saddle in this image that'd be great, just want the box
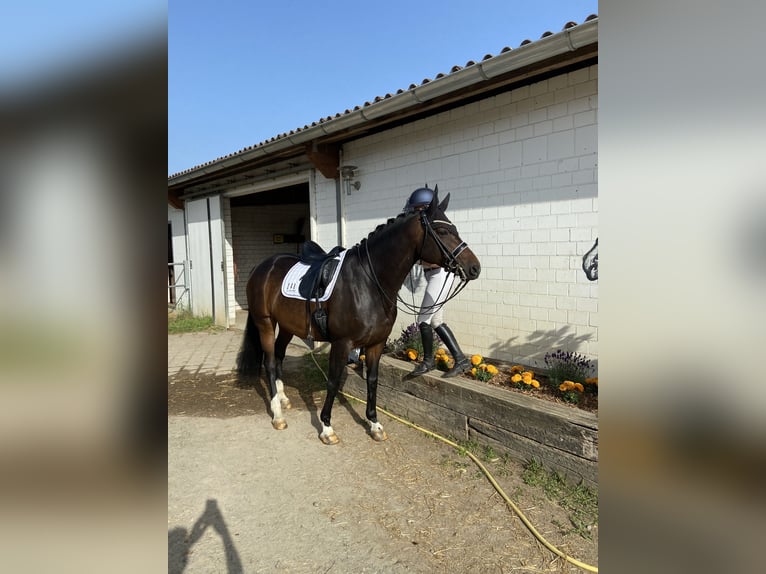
[297,241,345,300]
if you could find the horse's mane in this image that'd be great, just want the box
[357,212,411,246]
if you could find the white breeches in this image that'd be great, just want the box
[416,267,454,327]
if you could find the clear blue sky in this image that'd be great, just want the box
[0,1,165,87]
[169,1,597,176]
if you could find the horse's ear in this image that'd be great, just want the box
[438,192,450,212]
[426,186,439,217]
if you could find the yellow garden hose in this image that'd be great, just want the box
[309,353,598,573]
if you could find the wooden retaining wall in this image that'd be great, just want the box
[342,355,598,489]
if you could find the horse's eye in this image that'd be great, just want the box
[436,228,449,236]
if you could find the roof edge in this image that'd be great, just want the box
[169,16,597,186]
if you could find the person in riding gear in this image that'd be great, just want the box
[403,186,470,379]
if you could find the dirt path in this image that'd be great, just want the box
[168,333,598,573]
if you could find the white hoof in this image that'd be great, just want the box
[320,425,339,445]
[272,418,287,430]
[369,421,388,442]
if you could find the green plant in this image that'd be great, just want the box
[544,349,596,403]
[482,445,499,462]
[507,365,542,390]
[434,347,453,371]
[168,309,217,333]
[386,322,440,359]
[522,459,598,539]
[456,438,481,457]
[467,354,499,382]
[558,380,585,404]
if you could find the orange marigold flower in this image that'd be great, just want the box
[531,380,540,388]
[470,367,477,376]
[523,378,532,385]
[510,365,524,374]
[487,365,498,375]
[522,370,534,379]
[560,381,575,391]
[574,383,584,393]
[436,348,447,356]
[406,349,418,361]
[359,354,365,362]
[585,377,598,385]
[510,374,522,383]
[471,354,483,366]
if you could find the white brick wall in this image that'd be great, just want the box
[316,64,598,367]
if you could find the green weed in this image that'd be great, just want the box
[168,309,218,333]
[522,459,598,539]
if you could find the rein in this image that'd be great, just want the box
[356,212,470,316]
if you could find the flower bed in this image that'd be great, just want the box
[386,324,598,414]
[392,350,598,414]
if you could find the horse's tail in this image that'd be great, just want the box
[236,312,263,378]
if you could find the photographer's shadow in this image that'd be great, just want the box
[169,499,243,574]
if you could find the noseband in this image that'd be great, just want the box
[419,211,469,279]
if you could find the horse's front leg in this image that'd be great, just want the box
[318,342,351,445]
[257,320,287,430]
[363,343,388,442]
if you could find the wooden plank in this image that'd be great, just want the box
[382,356,597,428]
[378,358,597,451]
[468,419,598,488]
[341,369,466,441]
[344,356,599,486]
[468,411,599,462]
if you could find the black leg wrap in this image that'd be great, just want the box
[435,324,470,378]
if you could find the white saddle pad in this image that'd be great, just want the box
[281,249,347,302]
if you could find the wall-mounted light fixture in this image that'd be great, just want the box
[340,165,361,195]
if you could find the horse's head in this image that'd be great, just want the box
[417,188,481,281]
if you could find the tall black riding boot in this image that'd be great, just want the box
[406,322,435,379]
[435,324,470,378]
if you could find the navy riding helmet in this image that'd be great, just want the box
[403,186,434,213]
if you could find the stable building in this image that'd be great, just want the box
[168,15,598,367]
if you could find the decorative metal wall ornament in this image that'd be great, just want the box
[582,238,598,281]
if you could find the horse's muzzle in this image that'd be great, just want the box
[453,261,480,281]
[465,263,481,280]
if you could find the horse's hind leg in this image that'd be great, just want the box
[255,317,287,430]
[274,327,293,411]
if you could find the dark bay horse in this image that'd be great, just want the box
[236,190,480,444]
